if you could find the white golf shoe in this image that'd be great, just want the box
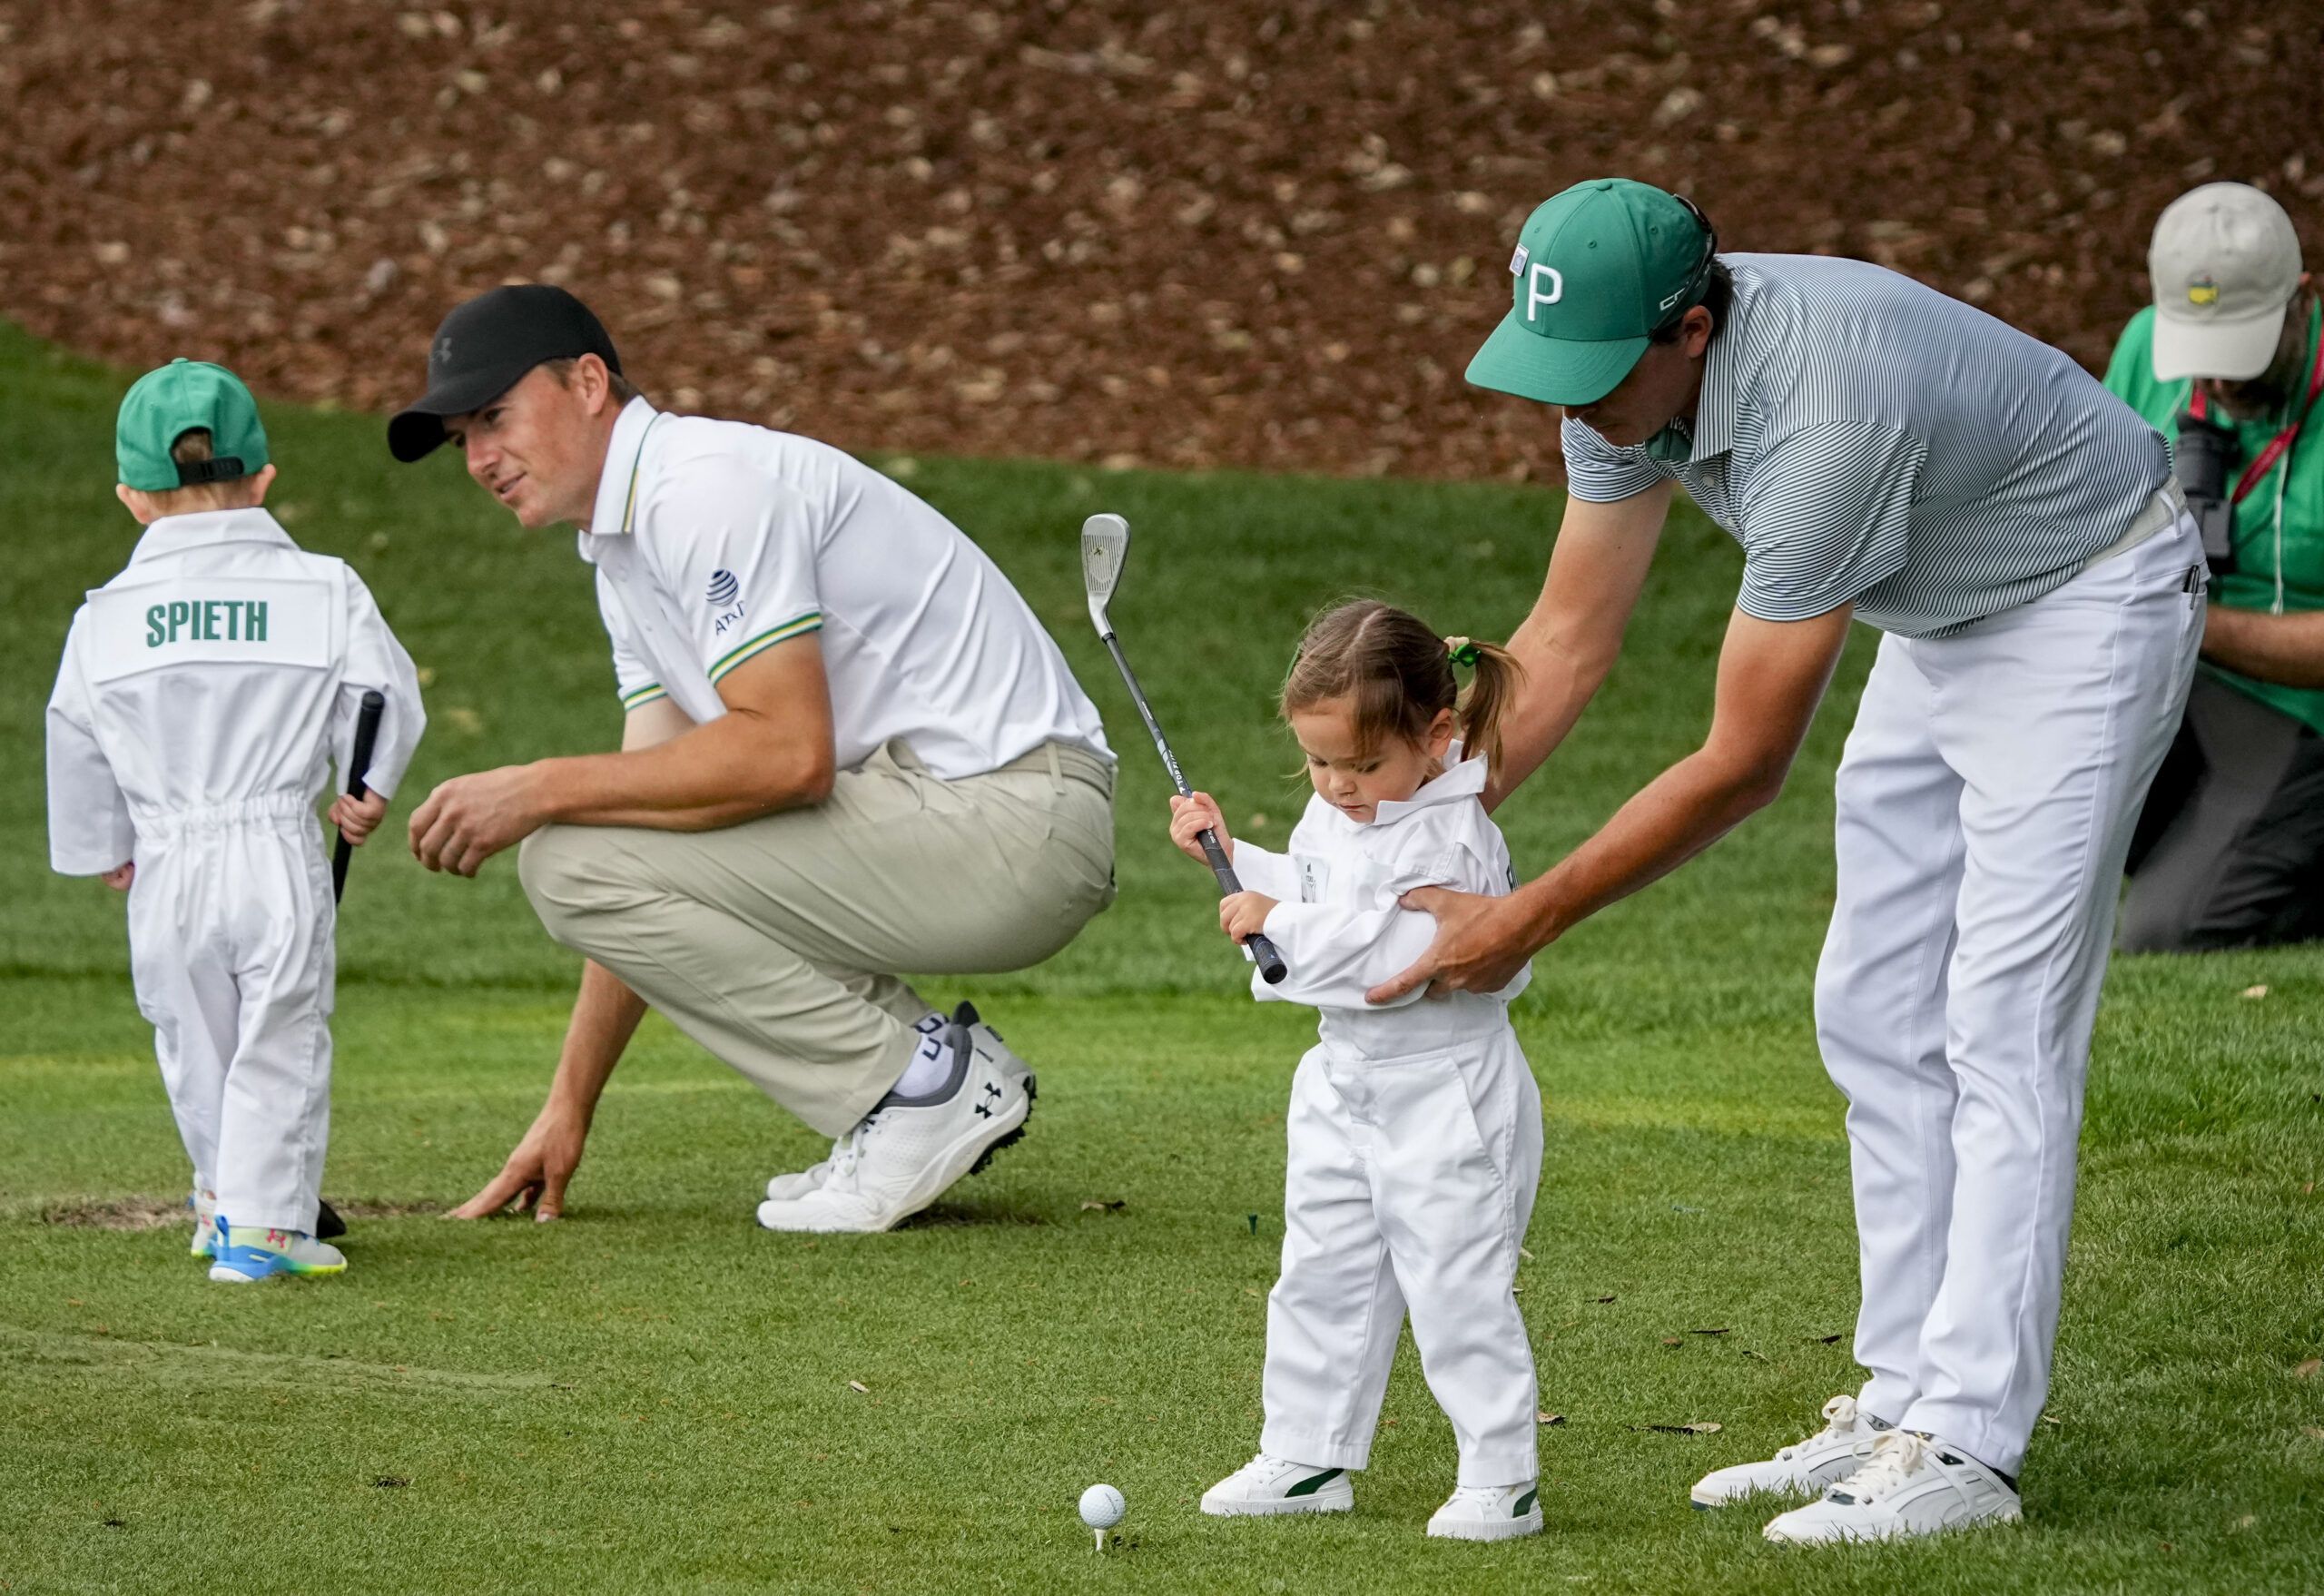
[1198,1453,1354,1517]
[763,1141,842,1204]
[753,1003,1033,1234]
[1689,1394,1889,1508]
[763,1013,955,1203]
[1761,1430,2023,1544]
[1426,1482,1541,1542]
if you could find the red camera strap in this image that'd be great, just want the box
[2187,318,2324,507]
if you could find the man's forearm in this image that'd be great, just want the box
[2201,603,2324,689]
[1511,747,1782,949]
[1488,623,1618,810]
[536,711,832,831]
[547,960,649,1122]
[1482,485,1669,811]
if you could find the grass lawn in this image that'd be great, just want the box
[2,325,2319,1594]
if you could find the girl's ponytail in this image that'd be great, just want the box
[1445,636,1523,783]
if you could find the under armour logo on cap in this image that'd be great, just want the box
[389,282,625,463]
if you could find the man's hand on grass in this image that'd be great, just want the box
[446,1099,589,1222]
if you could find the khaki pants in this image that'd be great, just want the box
[517,741,1116,1136]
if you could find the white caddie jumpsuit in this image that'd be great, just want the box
[1229,751,1543,1488]
[45,507,425,1232]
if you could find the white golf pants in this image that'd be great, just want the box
[128,800,336,1233]
[1260,1019,1543,1486]
[1817,506,2202,1474]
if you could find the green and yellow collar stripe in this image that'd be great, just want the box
[620,682,667,710]
[620,415,665,535]
[708,612,821,682]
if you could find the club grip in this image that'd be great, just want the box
[1197,826,1288,986]
[331,690,387,904]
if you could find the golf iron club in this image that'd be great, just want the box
[317,687,384,1244]
[331,689,386,903]
[1081,512,1286,985]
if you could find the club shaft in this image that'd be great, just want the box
[1097,628,1286,984]
[1100,633,1193,797]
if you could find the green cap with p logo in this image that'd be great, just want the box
[1465,179,1716,407]
[116,358,271,491]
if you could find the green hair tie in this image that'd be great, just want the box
[1445,636,1481,668]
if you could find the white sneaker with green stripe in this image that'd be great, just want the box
[1199,1453,1354,1517]
[1427,1481,1542,1542]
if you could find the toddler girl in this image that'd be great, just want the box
[1168,598,1543,1542]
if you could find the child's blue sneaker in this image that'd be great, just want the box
[189,1190,219,1259]
[208,1220,347,1283]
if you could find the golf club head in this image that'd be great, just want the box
[1080,512,1130,635]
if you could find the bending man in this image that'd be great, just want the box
[1380,180,2200,1542]
[389,285,1116,1234]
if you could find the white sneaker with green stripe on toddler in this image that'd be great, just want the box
[1198,1453,1354,1517]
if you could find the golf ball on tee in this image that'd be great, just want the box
[1079,1483,1127,1530]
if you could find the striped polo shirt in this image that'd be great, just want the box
[1561,253,2171,637]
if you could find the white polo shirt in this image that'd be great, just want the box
[577,399,1111,781]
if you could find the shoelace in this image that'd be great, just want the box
[1445,1484,1514,1507]
[1840,1431,1928,1501]
[1775,1394,1858,1461]
[825,1106,897,1185]
[826,1124,869,1182]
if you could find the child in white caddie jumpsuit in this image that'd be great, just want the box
[1169,599,1544,1543]
[45,359,425,1283]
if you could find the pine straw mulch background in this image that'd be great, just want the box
[4,0,2319,481]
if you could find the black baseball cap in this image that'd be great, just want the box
[388,284,623,462]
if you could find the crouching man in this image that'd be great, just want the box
[390,286,1116,1233]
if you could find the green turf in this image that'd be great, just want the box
[1,324,2319,1594]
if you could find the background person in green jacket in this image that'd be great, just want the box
[2106,182,2324,951]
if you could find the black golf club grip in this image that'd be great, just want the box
[1196,827,1288,985]
[331,690,387,903]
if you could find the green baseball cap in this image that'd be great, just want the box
[116,358,271,491]
[1466,179,1718,407]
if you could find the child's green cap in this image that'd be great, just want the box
[116,359,271,491]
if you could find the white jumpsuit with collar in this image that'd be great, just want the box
[1232,752,1543,1488]
[45,508,425,1232]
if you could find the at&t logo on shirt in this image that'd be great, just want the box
[706,567,746,635]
